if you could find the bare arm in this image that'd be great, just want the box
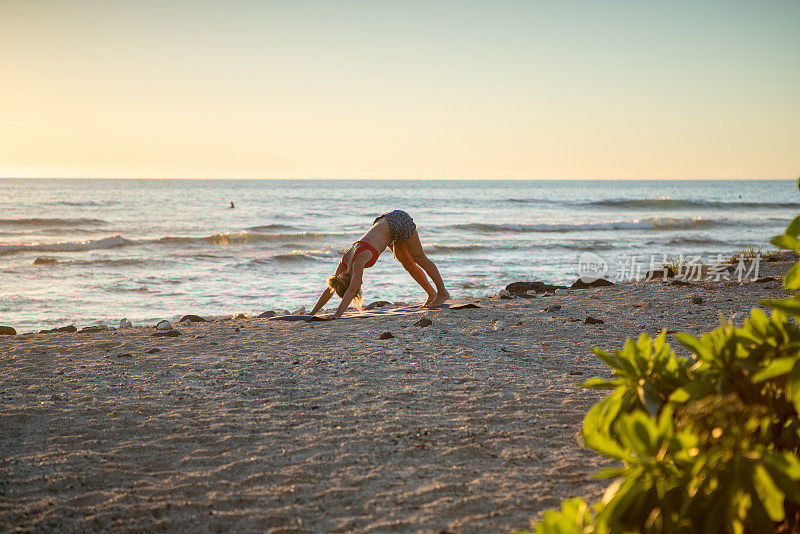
[310,287,334,316]
[332,264,364,318]
[310,261,347,315]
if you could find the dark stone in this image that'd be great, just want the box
[116,353,133,358]
[32,257,58,265]
[414,317,433,327]
[152,330,181,337]
[78,326,106,333]
[40,325,77,334]
[755,277,778,283]
[146,348,160,354]
[234,327,240,332]
[570,278,614,290]
[545,305,562,313]
[365,301,392,310]
[691,295,704,304]
[379,331,394,340]
[506,281,567,295]
[670,279,692,287]
[179,314,207,323]
[450,303,481,310]
[584,316,605,325]
[257,311,276,318]
[644,267,675,280]
[0,326,16,336]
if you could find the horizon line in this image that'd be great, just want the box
[0,176,796,181]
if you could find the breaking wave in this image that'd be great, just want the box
[1,230,340,256]
[426,243,485,253]
[149,231,337,246]
[245,224,294,232]
[0,235,132,256]
[665,236,730,246]
[587,198,800,210]
[0,217,107,227]
[271,251,329,262]
[454,217,716,233]
[31,257,150,267]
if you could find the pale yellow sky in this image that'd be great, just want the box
[1,1,798,179]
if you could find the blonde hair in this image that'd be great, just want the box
[327,272,363,311]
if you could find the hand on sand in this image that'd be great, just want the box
[424,290,451,308]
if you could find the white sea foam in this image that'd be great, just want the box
[0,235,132,256]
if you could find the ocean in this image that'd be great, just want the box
[0,179,795,332]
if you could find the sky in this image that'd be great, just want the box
[1,0,798,179]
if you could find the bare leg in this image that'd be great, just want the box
[400,230,450,307]
[393,240,436,306]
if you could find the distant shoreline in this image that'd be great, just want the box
[0,177,796,181]
[2,249,792,335]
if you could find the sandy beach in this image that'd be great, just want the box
[0,257,792,533]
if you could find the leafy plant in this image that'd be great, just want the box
[525,181,800,534]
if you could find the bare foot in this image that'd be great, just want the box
[421,293,437,308]
[426,290,451,308]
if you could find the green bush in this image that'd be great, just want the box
[527,189,800,534]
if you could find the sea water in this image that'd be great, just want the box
[0,179,795,331]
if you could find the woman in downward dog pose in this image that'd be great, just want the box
[310,210,450,320]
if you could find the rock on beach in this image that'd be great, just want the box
[506,281,567,295]
[570,278,614,289]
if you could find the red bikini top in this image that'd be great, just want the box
[341,240,380,269]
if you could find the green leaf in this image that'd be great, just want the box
[788,360,800,415]
[617,412,657,455]
[764,451,800,481]
[533,498,591,534]
[596,477,645,531]
[639,380,663,417]
[784,262,800,290]
[594,467,626,479]
[582,392,627,459]
[785,214,800,237]
[592,347,617,370]
[763,452,800,503]
[667,387,691,404]
[753,464,786,522]
[676,333,713,361]
[583,377,620,389]
[752,357,798,382]
[656,405,675,438]
[771,233,800,252]
[761,298,800,317]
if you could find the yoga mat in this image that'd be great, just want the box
[268,302,481,322]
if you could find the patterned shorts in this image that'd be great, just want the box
[375,210,416,244]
